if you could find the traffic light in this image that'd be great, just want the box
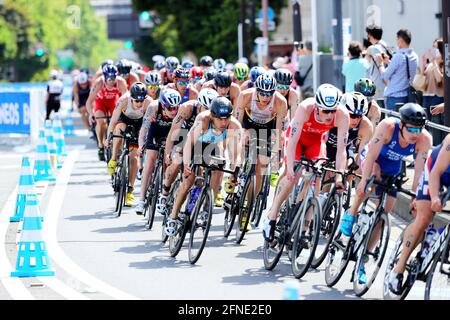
[124,40,133,49]
[139,11,153,29]
[35,48,45,57]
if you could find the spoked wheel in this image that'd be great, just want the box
[263,218,286,271]
[116,156,128,217]
[383,230,421,300]
[324,229,353,287]
[235,176,255,244]
[169,212,189,257]
[353,211,390,297]
[425,235,450,300]
[188,188,213,264]
[113,164,122,212]
[291,197,321,279]
[224,194,238,238]
[311,192,342,269]
[146,164,161,230]
[252,174,270,228]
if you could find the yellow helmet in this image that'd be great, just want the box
[234,63,249,81]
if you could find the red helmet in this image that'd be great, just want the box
[190,66,204,80]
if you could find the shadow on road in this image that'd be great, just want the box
[66,209,117,221]
[221,266,291,286]
[300,284,359,300]
[129,255,198,270]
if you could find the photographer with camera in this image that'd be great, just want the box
[295,40,314,99]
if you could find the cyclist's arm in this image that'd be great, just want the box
[429,134,450,199]
[334,106,350,181]
[86,78,102,116]
[227,118,244,171]
[183,117,205,167]
[412,130,432,192]
[368,101,381,127]
[130,72,139,86]
[356,117,374,163]
[73,82,79,107]
[234,90,248,124]
[201,80,213,90]
[290,89,300,121]
[189,87,199,100]
[166,103,190,156]
[117,77,128,95]
[106,98,125,140]
[274,93,288,155]
[138,101,157,150]
[230,83,241,108]
[286,100,309,174]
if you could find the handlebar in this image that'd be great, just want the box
[364,175,416,198]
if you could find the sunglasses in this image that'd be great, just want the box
[277,85,290,90]
[405,126,423,134]
[105,77,116,82]
[147,85,159,90]
[177,80,189,86]
[350,114,363,119]
[165,105,178,112]
[257,90,275,97]
[321,109,337,115]
[132,98,145,103]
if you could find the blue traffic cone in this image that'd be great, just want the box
[10,156,38,222]
[11,193,55,277]
[34,129,56,182]
[64,111,75,136]
[53,115,67,157]
[45,120,60,169]
[282,280,301,300]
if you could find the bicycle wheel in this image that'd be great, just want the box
[188,188,213,264]
[224,194,238,238]
[169,212,189,257]
[382,230,421,300]
[116,156,128,217]
[105,147,112,164]
[162,177,181,244]
[425,234,450,300]
[291,197,321,279]
[146,163,161,230]
[324,229,353,287]
[353,211,390,297]
[113,163,122,212]
[235,176,255,244]
[311,192,342,269]
[252,174,270,228]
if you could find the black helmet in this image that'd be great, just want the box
[116,59,132,76]
[79,67,90,75]
[130,82,147,100]
[354,78,376,97]
[174,67,190,79]
[200,55,213,67]
[204,67,217,81]
[274,68,293,86]
[101,59,114,69]
[210,96,233,119]
[214,71,232,88]
[399,103,427,127]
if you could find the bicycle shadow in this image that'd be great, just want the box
[221,266,293,286]
[129,255,199,270]
[92,222,147,234]
[116,240,167,255]
[300,284,360,300]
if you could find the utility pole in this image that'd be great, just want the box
[240,0,247,59]
[293,0,303,43]
[444,0,450,126]
[262,0,269,66]
[332,0,344,91]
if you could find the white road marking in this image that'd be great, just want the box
[43,149,140,300]
[37,277,89,300]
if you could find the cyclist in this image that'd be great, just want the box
[354,78,382,127]
[73,71,91,130]
[191,66,204,90]
[199,55,214,69]
[105,82,150,206]
[166,67,199,103]
[233,62,249,87]
[182,59,194,70]
[202,71,241,108]
[214,58,226,71]
[388,134,450,294]
[164,96,243,236]
[117,59,140,90]
[154,60,166,72]
[46,70,64,120]
[241,66,266,91]
[262,84,350,243]
[131,62,147,83]
[87,64,128,161]
[144,71,161,101]
[160,56,179,85]
[135,89,182,215]
[195,67,216,92]
[94,59,114,80]
[155,88,220,215]
[233,73,288,230]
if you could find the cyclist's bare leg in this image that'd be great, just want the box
[210,171,223,198]
[78,106,90,130]
[256,155,270,196]
[163,157,181,196]
[268,174,300,221]
[367,195,396,251]
[128,149,139,188]
[348,163,382,217]
[394,200,432,273]
[170,173,195,220]
[94,110,107,148]
[112,123,126,161]
[139,150,158,202]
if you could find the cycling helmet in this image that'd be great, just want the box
[130,82,147,100]
[399,103,427,127]
[341,92,369,116]
[213,58,226,71]
[200,55,213,67]
[197,88,219,109]
[77,72,89,84]
[50,70,59,78]
[214,71,232,88]
[190,66,204,80]
[116,59,132,76]
[210,96,233,119]
[255,74,277,91]
[354,78,376,97]
[154,60,166,71]
[101,59,114,69]
[165,56,180,72]
[144,71,161,85]
[249,66,266,82]
[315,84,342,111]
[102,64,118,80]
[181,59,194,69]
[159,89,182,109]
[174,67,190,79]
[274,68,293,86]
[234,62,249,80]
[79,67,90,75]
[225,63,234,72]
[204,67,217,81]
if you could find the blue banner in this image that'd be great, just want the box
[0,92,31,134]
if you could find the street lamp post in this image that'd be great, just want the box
[293,0,303,43]
[443,0,450,127]
[332,0,344,92]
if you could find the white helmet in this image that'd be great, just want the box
[50,69,59,78]
[255,74,277,91]
[159,88,182,108]
[144,71,161,85]
[197,88,219,109]
[341,92,369,116]
[315,84,342,111]
[77,72,88,84]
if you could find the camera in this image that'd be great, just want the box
[294,41,303,50]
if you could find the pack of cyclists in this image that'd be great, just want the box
[73,56,449,300]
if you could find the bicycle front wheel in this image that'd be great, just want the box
[146,163,162,230]
[224,194,238,238]
[291,196,321,279]
[116,156,128,217]
[425,234,450,300]
[188,188,213,264]
[235,176,255,244]
[169,213,189,257]
[252,174,270,228]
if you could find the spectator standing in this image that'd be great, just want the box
[295,40,314,99]
[46,69,64,120]
[376,29,419,111]
[342,41,370,93]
